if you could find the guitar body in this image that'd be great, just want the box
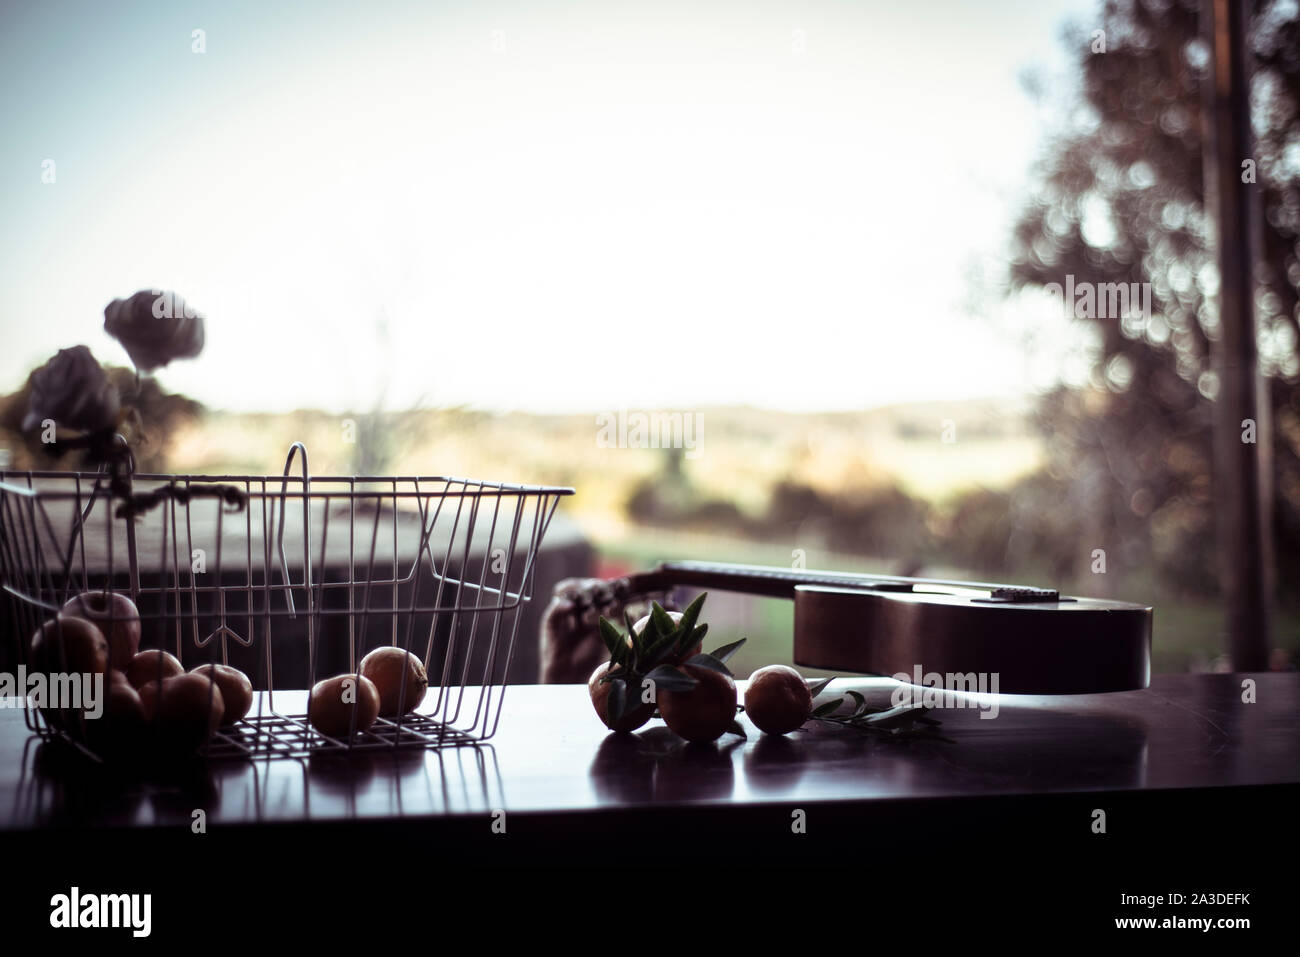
[793,585,1150,694]
[598,562,1152,694]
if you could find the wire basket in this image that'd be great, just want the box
[0,441,573,761]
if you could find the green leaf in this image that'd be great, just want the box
[676,623,706,660]
[863,704,928,727]
[635,616,657,650]
[642,627,682,670]
[725,719,746,738]
[812,697,845,718]
[845,690,870,719]
[650,601,677,640]
[644,664,699,693]
[683,652,733,678]
[806,677,836,699]
[705,637,746,665]
[598,617,625,658]
[609,641,626,668]
[674,592,708,640]
[622,609,644,667]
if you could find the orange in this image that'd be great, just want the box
[308,673,380,738]
[743,665,812,735]
[656,664,737,743]
[190,664,254,725]
[588,660,655,733]
[126,649,184,689]
[61,591,141,670]
[359,647,428,716]
[139,672,225,758]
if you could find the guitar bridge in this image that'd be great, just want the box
[981,586,1063,603]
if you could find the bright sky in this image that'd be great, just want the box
[0,0,1099,414]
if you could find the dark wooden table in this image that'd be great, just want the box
[3,672,1296,934]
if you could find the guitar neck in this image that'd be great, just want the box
[627,560,1048,600]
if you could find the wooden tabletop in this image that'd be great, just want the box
[4,672,1297,825]
[3,672,1295,932]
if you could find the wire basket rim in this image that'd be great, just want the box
[0,471,575,498]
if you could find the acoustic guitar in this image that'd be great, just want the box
[578,561,1151,694]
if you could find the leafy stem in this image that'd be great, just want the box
[596,592,747,727]
[807,683,951,741]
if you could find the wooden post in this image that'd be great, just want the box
[1202,0,1271,670]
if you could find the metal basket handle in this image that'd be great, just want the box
[275,442,314,621]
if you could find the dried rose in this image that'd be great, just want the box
[103,289,205,372]
[21,346,120,434]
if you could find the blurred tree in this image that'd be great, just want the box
[1008,0,1300,598]
[349,311,394,476]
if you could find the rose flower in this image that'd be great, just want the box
[103,290,205,372]
[21,345,120,434]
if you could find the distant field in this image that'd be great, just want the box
[166,399,1045,511]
